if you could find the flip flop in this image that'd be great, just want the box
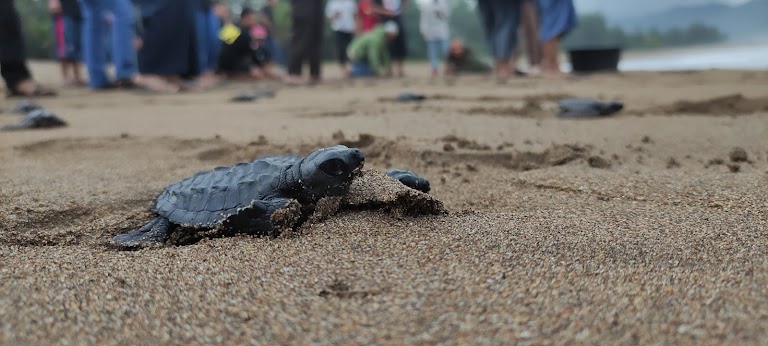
[7,85,57,98]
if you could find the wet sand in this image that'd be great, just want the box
[1,64,768,344]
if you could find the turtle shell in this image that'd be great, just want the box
[154,159,291,227]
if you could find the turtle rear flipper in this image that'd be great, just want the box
[112,217,173,249]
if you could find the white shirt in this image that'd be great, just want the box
[383,0,403,15]
[325,0,357,33]
[419,0,450,40]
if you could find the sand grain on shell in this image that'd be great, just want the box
[2,67,768,345]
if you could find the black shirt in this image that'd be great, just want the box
[218,25,271,72]
[61,0,82,20]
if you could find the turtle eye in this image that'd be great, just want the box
[319,158,347,176]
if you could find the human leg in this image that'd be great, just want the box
[287,13,309,78]
[490,0,522,79]
[108,0,138,81]
[521,0,541,71]
[475,0,496,58]
[0,1,55,96]
[426,40,440,75]
[308,7,324,81]
[68,18,86,85]
[79,0,113,88]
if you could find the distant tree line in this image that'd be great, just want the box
[563,13,727,50]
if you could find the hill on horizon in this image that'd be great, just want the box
[609,0,768,42]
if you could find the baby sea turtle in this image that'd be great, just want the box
[557,98,623,117]
[0,109,67,131]
[11,100,43,114]
[112,145,365,248]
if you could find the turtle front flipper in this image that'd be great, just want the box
[112,217,173,249]
[222,198,302,237]
[386,169,431,193]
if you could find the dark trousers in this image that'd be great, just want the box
[334,31,353,65]
[288,2,324,78]
[477,0,522,60]
[0,0,33,90]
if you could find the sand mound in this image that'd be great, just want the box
[341,169,447,216]
[423,144,591,171]
[461,94,574,118]
[654,94,768,115]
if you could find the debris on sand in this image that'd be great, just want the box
[587,156,612,169]
[727,164,740,173]
[440,135,491,151]
[729,147,749,163]
[656,94,768,115]
[666,157,681,169]
[333,131,376,148]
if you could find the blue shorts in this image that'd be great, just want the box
[53,15,82,61]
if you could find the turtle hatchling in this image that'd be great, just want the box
[1,109,67,131]
[557,98,623,118]
[112,145,365,248]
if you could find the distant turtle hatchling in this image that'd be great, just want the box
[112,145,436,249]
[0,109,67,131]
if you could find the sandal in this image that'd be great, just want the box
[7,84,57,98]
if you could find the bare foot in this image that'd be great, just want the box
[284,75,305,86]
[542,69,568,79]
[135,75,180,93]
[193,72,221,90]
[9,79,56,97]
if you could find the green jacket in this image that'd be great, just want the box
[347,26,390,75]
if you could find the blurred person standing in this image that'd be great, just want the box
[325,0,357,77]
[49,0,86,86]
[0,0,56,97]
[194,0,222,89]
[79,0,139,89]
[536,0,577,77]
[419,0,450,77]
[286,0,325,85]
[372,0,408,77]
[520,0,541,74]
[475,0,523,82]
[357,0,378,33]
[260,0,286,67]
[133,0,199,92]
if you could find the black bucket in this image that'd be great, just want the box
[568,48,622,73]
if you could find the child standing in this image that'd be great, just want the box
[49,0,85,86]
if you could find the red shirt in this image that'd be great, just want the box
[358,0,378,32]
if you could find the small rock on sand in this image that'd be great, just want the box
[729,147,748,162]
[587,156,611,169]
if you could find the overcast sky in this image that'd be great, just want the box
[572,0,752,18]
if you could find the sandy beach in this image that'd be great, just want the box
[1,63,768,344]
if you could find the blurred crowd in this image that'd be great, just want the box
[0,0,577,97]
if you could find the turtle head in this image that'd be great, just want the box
[296,145,365,201]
